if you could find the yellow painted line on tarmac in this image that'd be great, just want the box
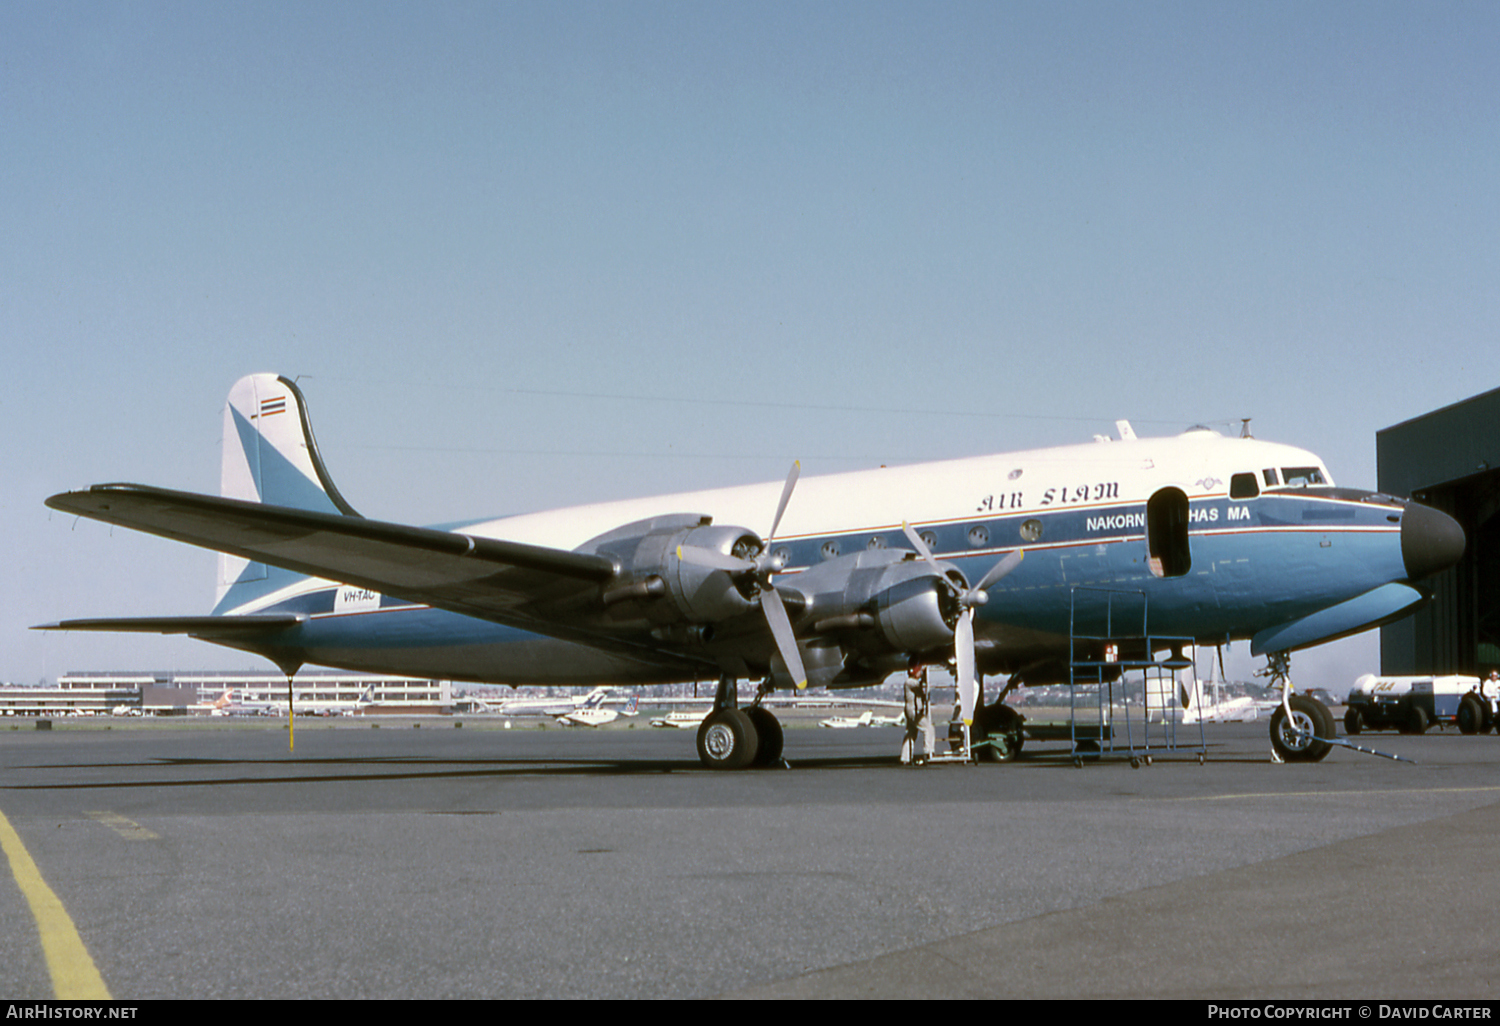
[0,810,112,999]
[85,810,159,840]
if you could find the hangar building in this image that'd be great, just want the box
[1378,386,1500,676]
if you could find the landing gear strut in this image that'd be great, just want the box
[696,676,785,770]
[1261,652,1334,763]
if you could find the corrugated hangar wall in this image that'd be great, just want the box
[1378,386,1500,676]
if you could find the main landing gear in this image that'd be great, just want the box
[929,677,1026,765]
[1261,652,1335,763]
[973,678,1026,763]
[696,676,786,770]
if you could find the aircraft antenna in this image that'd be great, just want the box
[1240,418,1253,439]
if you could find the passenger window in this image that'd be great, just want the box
[1229,473,1259,499]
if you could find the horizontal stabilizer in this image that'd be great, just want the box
[33,615,304,635]
[1250,582,1427,656]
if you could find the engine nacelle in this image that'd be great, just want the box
[791,549,963,663]
[576,518,969,684]
[579,514,761,625]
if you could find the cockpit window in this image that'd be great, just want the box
[1280,467,1327,487]
[1262,468,1280,487]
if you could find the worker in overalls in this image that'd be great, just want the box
[901,662,934,765]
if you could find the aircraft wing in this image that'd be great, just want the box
[44,484,708,670]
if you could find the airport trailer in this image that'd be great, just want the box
[1343,674,1489,735]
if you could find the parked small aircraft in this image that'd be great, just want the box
[557,694,638,728]
[649,710,708,730]
[818,709,902,729]
[1152,653,1278,725]
[39,374,1464,768]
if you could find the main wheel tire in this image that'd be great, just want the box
[744,707,784,767]
[1403,704,1428,735]
[975,703,1024,763]
[1269,696,1333,762]
[696,709,760,770]
[1458,696,1485,735]
[1310,697,1336,744]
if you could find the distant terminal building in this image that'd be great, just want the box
[0,684,134,717]
[1378,386,1500,676]
[0,670,453,717]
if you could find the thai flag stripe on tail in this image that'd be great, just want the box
[259,396,287,418]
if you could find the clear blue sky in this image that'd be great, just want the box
[5,1,1497,689]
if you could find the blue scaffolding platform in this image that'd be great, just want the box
[1065,586,1208,767]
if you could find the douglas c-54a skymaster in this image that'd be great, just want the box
[38,374,1464,768]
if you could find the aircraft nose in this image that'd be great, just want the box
[1401,501,1465,580]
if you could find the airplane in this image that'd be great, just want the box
[557,694,638,728]
[1149,654,1277,724]
[291,684,377,717]
[818,709,903,729]
[208,687,282,717]
[207,684,375,717]
[650,709,708,730]
[485,685,618,717]
[37,373,1466,768]
[1178,686,1270,725]
[820,709,876,729]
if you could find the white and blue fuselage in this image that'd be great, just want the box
[204,427,1443,687]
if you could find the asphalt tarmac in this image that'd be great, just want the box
[3,715,1499,1000]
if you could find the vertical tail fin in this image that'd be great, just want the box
[220,374,358,515]
[215,374,360,613]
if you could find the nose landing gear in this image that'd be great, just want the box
[1261,652,1334,763]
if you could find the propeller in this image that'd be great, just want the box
[900,522,1024,726]
[677,462,808,689]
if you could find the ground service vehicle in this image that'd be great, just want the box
[1344,674,1484,735]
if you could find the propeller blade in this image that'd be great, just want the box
[901,521,944,575]
[956,608,976,726]
[676,544,754,574]
[766,461,801,545]
[971,549,1025,597]
[760,586,808,690]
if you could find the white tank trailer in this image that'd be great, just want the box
[1344,674,1492,735]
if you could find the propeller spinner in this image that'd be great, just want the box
[676,462,808,689]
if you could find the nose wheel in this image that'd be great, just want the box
[1261,653,1334,763]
